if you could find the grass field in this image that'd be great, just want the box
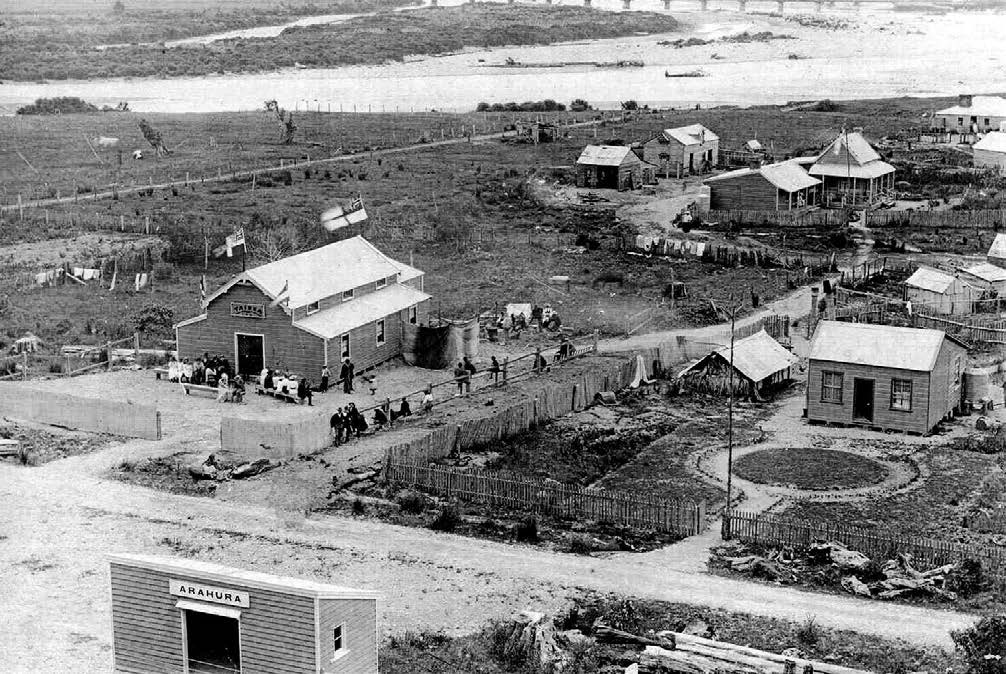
[2,5,679,82]
[733,447,890,490]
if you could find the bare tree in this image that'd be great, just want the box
[264,100,297,145]
[251,225,306,263]
[138,118,170,156]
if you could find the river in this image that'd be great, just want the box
[2,1,1004,114]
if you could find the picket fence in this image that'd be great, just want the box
[865,209,1006,230]
[724,511,1006,582]
[705,209,848,229]
[386,462,706,536]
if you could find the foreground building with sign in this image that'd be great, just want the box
[109,553,379,673]
[174,236,430,378]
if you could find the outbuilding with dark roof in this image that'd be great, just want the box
[806,321,966,434]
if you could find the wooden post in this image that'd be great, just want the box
[21,350,27,380]
[106,340,113,371]
[134,333,140,361]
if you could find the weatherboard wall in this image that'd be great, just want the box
[109,561,319,674]
[318,598,379,673]
[707,171,780,211]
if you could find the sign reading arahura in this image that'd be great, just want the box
[169,579,251,608]
[230,302,265,319]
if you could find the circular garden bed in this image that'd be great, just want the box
[732,448,889,490]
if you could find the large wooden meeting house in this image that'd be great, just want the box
[175,236,430,378]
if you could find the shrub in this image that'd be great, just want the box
[47,358,64,374]
[568,534,594,555]
[17,96,98,115]
[952,616,1006,674]
[351,498,366,516]
[514,515,539,543]
[132,304,175,337]
[428,504,460,532]
[796,615,821,646]
[946,559,986,597]
[395,489,429,514]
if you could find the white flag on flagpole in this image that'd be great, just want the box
[269,280,290,308]
[321,196,367,232]
[225,228,246,258]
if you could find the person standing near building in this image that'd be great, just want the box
[330,408,344,446]
[340,359,351,394]
[454,362,466,396]
[489,356,501,384]
[463,356,477,393]
[347,359,356,393]
[320,365,331,392]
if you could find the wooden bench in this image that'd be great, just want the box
[153,367,170,380]
[256,385,300,403]
[181,383,218,397]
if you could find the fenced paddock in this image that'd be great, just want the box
[386,462,706,536]
[724,510,1006,584]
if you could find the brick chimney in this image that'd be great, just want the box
[958,94,973,108]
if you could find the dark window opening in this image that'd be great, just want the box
[185,610,241,674]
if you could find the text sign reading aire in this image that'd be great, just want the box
[230,302,265,319]
[169,579,251,608]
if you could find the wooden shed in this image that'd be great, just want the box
[973,131,1006,170]
[575,145,655,190]
[641,124,719,177]
[679,330,798,399]
[175,236,429,378]
[704,161,821,211]
[109,553,379,673]
[904,267,975,315]
[959,262,1006,296]
[806,321,966,434]
[989,233,1006,269]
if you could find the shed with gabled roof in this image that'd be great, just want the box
[974,131,1006,170]
[704,161,821,210]
[641,123,719,177]
[175,235,430,378]
[935,95,1006,134]
[806,321,966,434]
[904,267,975,315]
[989,233,1006,269]
[960,262,1006,296]
[679,330,798,398]
[575,144,655,190]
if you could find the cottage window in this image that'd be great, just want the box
[332,623,348,661]
[958,117,964,126]
[306,301,320,315]
[376,319,386,346]
[408,305,418,325]
[341,334,350,360]
[821,371,843,403]
[985,118,991,128]
[342,288,354,301]
[890,378,912,411]
[376,277,387,290]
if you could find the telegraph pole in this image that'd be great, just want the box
[723,293,743,539]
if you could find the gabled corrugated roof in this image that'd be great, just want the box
[576,145,635,166]
[936,96,1006,118]
[664,124,719,147]
[808,160,896,179]
[704,330,798,383]
[905,267,957,293]
[962,261,1006,283]
[202,236,421,310]
[990,233,1006,259]
[809,321,951,372]
[294,283,430,339]
[974,131,1006,154]
[704,162,820,192]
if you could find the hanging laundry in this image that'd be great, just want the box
[82,269,100,281]
[35,272,47,286]
[695,242,706,256]
[72,267,85,278]
[134,273,149,291]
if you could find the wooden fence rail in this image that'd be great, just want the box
[387,462,706,536]
[865,209,1006,230]
[724,510,1006,581]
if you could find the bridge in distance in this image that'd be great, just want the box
[438,0,996,13]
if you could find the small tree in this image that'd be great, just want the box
[569,98,593,112]
[264,100,297,145]
[138,118,170,156]
[952,616,1006,674]
[620,100,639,111]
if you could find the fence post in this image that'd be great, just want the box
[21,350,27,380]
[106,340,113,371]
[134,332,140,361]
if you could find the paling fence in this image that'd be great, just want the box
[0,333,142,381]
[724,510,1006,586]
[913,313,1006,345]
[386,462,706,536]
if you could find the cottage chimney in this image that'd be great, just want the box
[958,94,973,108]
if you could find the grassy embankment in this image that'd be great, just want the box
[1,5,679,82]
[0,99,936,360]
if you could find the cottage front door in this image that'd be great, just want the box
[852,378,875,422]
[235,333,264,377]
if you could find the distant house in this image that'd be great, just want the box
[904,267,975,315]
[809,131,896,207]
[704,161,821,211]
[973,131,1006,170]
[175,236,429,377]
[679,330,798,399]
[641,124,719,176]
[806,321,966,434]
[960,262,1006,296]
[575,145,655,190]
[934,94,1006,134]
[514,121,558,144]
[990,233,1006,269]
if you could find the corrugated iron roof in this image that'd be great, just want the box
[814,131,882,166]
[937,96,1006,118]
[974,131,1006,154]
[713,330,798,382]
[990,233,1006,259]
[705,162,820,192]
[809,321,950,372]
[294,283,430,339]
[962,261,1006,283]
[905,267,957,293]
[576,145,635,166]
[809,160,896,179]
[240,235,421,309]
[664,124,719,147]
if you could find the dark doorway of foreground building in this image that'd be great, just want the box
[235,333,264,378]
[185,610,241,673]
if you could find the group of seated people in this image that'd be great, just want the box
[329,393,429,446]
[165,354,245,403]
[259,368,314,406]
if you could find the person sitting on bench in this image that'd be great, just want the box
[397,397,412,419]
[263,368,275,391]
[180,359,193,383]
[231,374,245,403]
[372,405,389,429]
[297,377,313,406]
